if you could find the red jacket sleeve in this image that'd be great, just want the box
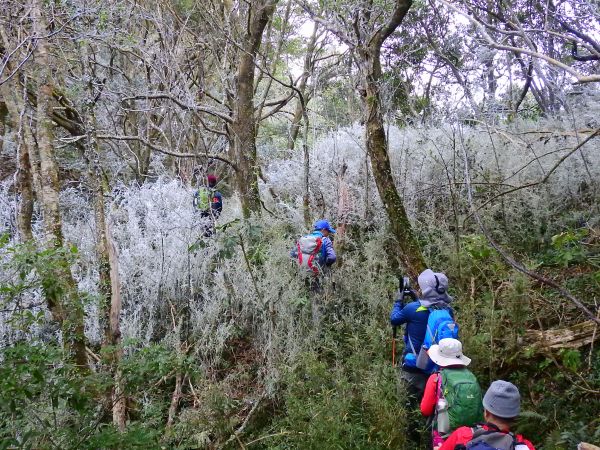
[439,426,474,450]
[516,435,536,450]
[420,373,438,416]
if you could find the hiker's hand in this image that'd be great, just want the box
[433,446,441,450]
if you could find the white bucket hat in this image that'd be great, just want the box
[427,338,471,367]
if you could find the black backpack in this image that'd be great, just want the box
[456,423,518,450]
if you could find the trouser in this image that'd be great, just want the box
[198,211,215,237]
[399,368,428,401]
[399,367,429,448]
[303,270,331,332]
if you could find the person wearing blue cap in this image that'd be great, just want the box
[291,219,337,329]
[291,219,337,274]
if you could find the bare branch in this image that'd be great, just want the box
[122,93,233,123]
[434,0,600,84]
[459,127,600,325]
[96,134,237,170]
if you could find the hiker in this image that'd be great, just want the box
[420,338,483,449]
[390,269,456,445]
[193,174,222,236]
[438,380,536,450]
[390,269,455,401]
[291,220,337,329]
[291,219,337,275]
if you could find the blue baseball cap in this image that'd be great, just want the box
[313,219,336,234]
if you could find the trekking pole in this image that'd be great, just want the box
[391,276,417,367]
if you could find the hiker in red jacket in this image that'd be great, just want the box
[437,380,536,450]
[420,338,482,448]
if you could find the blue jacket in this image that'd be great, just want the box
[390,300,454,370]
[291,231,336,267]
[390,299,455,371]
[211,191,223,216]
[390,300,430,367]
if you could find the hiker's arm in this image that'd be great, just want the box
[324,238,336,265]
[390,301,410,326]
[420,374,438,416]
[438,427,471,450]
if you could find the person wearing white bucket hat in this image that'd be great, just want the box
[420,339,483,449]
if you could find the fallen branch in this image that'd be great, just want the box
[525,320,600,349]
[224,395,265,447]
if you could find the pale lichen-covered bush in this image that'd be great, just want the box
[2,106,599,354]
[1,101,599,448]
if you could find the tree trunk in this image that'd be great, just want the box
[0,82,34,241]
[356,0,427,279]
[362,78,426,278]
[230,0,278,218]
[80,41,127,427]
[32,0,88,370]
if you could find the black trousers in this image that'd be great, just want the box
[399,367,430,449]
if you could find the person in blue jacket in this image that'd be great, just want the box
[390,269,454,411]
[291,219,337,270]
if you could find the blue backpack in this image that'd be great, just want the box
[416,306,459,372]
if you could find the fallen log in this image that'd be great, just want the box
[578,443,600,450]
[526,320,599,349]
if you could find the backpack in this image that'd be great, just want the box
[194,186,213,211]
[297,234,323,274]
[461,425,518,450]
[440,368,483,431]
[417,306,459,371]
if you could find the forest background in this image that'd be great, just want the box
[0,0,599,448]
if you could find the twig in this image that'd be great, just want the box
[458,127,600,325]
[96,134,237,170]
[86,346,101,363]
[239,234,262,302]
[463,128,600,226]
[224,395,265,447]
[244,431,295,447]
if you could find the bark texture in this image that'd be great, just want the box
[0,82,34,241]
[32,1,88,369]
[357,0,427,278]
[230,0,278,218]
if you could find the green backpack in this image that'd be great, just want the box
[194,186,212,211]
[440,367,483,431]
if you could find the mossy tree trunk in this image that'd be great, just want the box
[32,1,88,370]
[0,81,34,242]
[230,0,278,218]
[356,0,427,279]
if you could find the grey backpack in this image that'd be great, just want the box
[463,425,518,450]
[296,235,323,274]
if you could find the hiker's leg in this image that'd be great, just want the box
[199,211,213,237]
[399,369,428,447]
[310,277,323,331]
